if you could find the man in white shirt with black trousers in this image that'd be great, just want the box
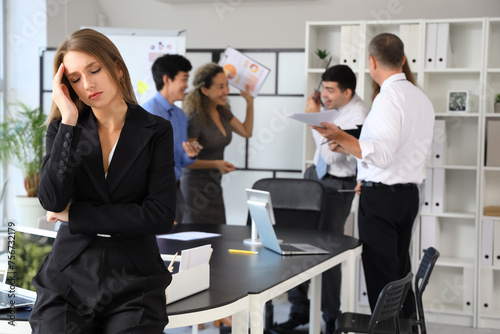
[313,33,435,320]
[277,64,368,334]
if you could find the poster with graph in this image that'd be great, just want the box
[218,46,270,97]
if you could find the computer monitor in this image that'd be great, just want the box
[245,188,276,226]
[243,189,278,245]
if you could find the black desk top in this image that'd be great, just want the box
[0,224,361,321]
[158,224,361,315]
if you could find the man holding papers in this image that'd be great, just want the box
[312,34,434,320]
[277,65,367,334]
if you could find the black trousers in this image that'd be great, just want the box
[287,166,356,328]
[358,184,418,318]
[29,237,170,334]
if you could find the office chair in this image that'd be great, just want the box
[250,177,327,230]
[334,272,414,334]
[334,247,440,334]
[250,177,327,331]
[403,247,440,334]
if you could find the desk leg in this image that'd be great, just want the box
[191,324,199,334]
[341,249,358,312]
[232,308,249,334]
[249,300,265,334]
[309,273,322,334]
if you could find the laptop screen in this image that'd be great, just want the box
[2,226,55,292]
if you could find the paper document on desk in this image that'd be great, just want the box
[157,231,220,241]
[179,244,212,272]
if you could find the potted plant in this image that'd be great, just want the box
[0,102,47,227]
[495,94,500,113]
[314,49,330,68]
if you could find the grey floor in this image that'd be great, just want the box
[164,293,500,334]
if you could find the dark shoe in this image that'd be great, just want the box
[276,315,309,331]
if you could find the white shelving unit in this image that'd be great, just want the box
[478,17,500,330]
[305,17,500,330]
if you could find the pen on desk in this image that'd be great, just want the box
[320,140,330,145]
[228,249,259,255]
[167,251,178,272]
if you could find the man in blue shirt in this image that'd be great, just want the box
[143,54,200,224]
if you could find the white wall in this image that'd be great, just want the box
[94,0,500,49]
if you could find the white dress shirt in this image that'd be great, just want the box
[313,93,368,177]
[357,73,435,185]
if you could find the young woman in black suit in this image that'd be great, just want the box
[30,28,176,333]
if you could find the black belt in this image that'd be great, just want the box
[324,174,356,182]
[362,181,416,189]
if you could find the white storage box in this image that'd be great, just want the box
[165,263,210,304]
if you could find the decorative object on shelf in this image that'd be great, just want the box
[447,90,469,112]
[484,206,500,217]
[314,49,330,68]
[495,93,500,113]
[0,102,47,227]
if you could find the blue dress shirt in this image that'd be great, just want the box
[143,92,196,181]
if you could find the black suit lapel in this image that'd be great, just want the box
[78,109,110,203]
[106,104,157,195]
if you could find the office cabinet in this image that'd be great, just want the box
[478,18,500,329]
[305,17,500,330]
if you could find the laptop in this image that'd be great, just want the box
[245,189,329,256]
[0,226,56,310]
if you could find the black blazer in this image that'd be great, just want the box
[38,104,176,276]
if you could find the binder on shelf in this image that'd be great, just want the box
[422,168,433,214]
[463,266,474,312]
[494,221,500,268]
[433,120,447,165]
[399,24,420,66]
[425,23,438,69]
[480,269,493,314]
[486,120,500,167]
[349,25,361,70]
[431,168,445,213]
[481,219,494,267]
[420,216,440,257]
[435,23,451,69]
[340,25,352,67]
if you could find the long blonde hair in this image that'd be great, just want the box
[183,62,230,125]
[47,28,137,123]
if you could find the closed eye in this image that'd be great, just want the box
[91,67,101,74]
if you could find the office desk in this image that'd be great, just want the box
[0,225,361,334]
[158,224,362,334]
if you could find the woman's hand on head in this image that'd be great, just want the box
[240,84,254,105]
[216,160,237,174]
[52,63,79,126]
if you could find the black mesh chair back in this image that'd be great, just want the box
[414,247,440,334]
[251,178,326,230]
[368,272,413,334]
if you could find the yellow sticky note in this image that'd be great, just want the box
[137,81,149,95]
